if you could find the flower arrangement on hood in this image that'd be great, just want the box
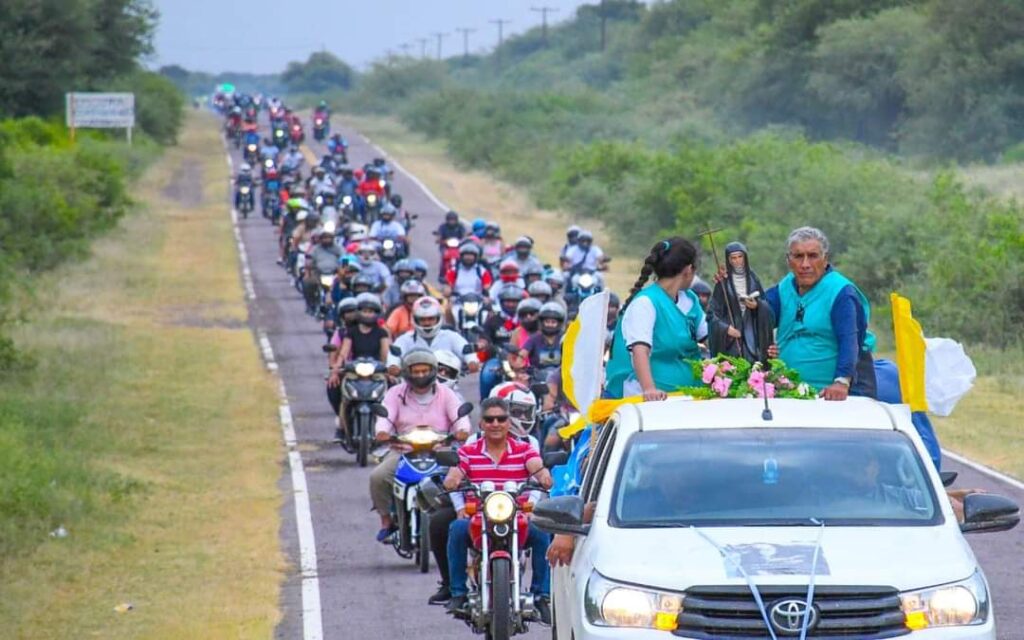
[677,355,816,399]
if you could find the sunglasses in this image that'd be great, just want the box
[482,415,509,424]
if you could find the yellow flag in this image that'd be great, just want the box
[890,293,928,412]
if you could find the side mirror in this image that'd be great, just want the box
[530,382,549,399]
[940,471,958,487]
[389,345,402,357]
[416,478,449,511]
[532,496,590,536]
[411,214,419,220]
[543,451,569,469]
[371,403,389,419]
[322,344,338,353]
[960,493,1020,534]
[435,449,460,467]
[456,402,474,419]
[462,344,476,355]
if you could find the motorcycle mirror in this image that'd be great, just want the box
[389,345,402,357]
[940,471,958,487]
[370,403,389,419]
[456,402,474,419]
[322,344,338,353]
[530,383,549,399]
[411,214,419,220]
[542,451,569,469]
[462,344,476,355]
[435,450,460,467]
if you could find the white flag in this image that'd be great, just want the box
[561,290,610,419]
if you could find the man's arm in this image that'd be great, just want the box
[526,456,553,490]
[830,287,860,380]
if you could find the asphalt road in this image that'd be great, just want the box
[228,114,1024,639]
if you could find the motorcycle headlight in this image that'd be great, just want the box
[264,159,274,167]
[247,144,256,151]
[320,275,334,287]
[383,239,395,250]
[342,195,352,205]
[463,301,480,316]
[275,130,283,137]
[366,194,377,205]
[315,195,323,206]
[240,186,250,194]
[354,362,376,377]
[323,221,336,234]
[483,492,516,524]
[901,571,989,630]
[315,119,323,125]
[378,179,387,188]
[579,273,595,288]
[585,571,683,631]
[401,428,443,447]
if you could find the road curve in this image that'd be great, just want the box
[227,115,1024,638]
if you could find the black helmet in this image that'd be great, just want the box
[390,194,403,208]
[498,285,525,302]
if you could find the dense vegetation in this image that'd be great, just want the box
[329,0,1024,346]
[159,64,286,99]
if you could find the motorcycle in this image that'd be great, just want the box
[564,269,604,319]
[452,292,489,343]
[243,140,259,166]
[425,459,555,640]
[339,193,356,221]
[363,192,382,225]
[338,358,388,467]
[272,124,288,149]
[289,122,305,145]
[262,183,282,222]
[313,115,329,141]
[237,184,255,218]
[313,190,336,213]
[379,403,474,572]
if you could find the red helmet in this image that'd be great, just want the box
[266,167,279,178]
[354,168,365,180]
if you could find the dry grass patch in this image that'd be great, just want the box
[0,111,283,638]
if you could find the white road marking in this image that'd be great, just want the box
[945,449,1024,492]
[223,138,323,640]
[358,133,450,211]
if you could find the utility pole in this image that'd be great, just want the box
[399,43,412,58]
[433,32,448,61]
[456,27,477,60]
[531,6,559,44]
[417,37,428,59]
[600,0,607,52]
[490,19,511,72]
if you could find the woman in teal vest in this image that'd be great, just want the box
[605,237,707,400]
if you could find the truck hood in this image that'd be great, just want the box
[588,523,976,593]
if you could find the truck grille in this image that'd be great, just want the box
[674,585,910,639]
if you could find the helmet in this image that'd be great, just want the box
[296,210,308,222]
[471,218,486,234]
[523,264,544,280]
[566,224,581,237]
[545,271,565,288]
[485,221,500,234]
[539,301,567,322]
[578,229,594,243]
[445,210,458,222]
[314,165,325,175]
[514,235,533,249]
[357,241,377,257]
[240,163,252,173]
[354,168,365,180]
[517,298,542,317]
[401,347,438,389]
[499,259,519,276]
[528,281,553,299]
[393,258,414,275]
[380,203,396,218]
[337,297,359,315]
[434,349,462,390]
[390,194,403,208]
[459,242,481,257]
[411,296,443,339]
[347,223,369,242]
[355,292,382,313]
[410,258,429,278]
[489,382,536,438]
[352,273,377,291]
[690,278,711,296]
[400,279,426,297]
[498,285,525,303]
[266,167,279,179]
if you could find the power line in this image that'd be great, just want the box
[455,27,477,60]
[417,37,429,59]
[531,6,559,44]
[432,32,448,61]
[489,19,511,72]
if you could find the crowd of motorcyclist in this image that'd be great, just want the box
[218,91,627,633]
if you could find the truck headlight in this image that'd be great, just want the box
[901,571,989,630]
[585,572,683,631]
[483,492,515,523]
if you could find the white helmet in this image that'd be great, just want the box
[434,349,462,390]
[411,296,443,339]
[240,162,252,173]
[489,381,537,439]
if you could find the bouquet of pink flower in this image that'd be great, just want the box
[677,355,816,399]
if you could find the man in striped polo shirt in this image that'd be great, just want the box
[442,397,553,624]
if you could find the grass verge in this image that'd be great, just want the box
[341,113,639,295]
[0,111,283,638]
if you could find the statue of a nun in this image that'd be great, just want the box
[710,241,773,363]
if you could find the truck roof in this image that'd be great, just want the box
[624,397,901,432]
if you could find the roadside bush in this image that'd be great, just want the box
[107,70,185,144]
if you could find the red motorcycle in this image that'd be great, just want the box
[289,121,305,144]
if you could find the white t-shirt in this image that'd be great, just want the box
[369,220,406,239]
[389,329,478,369]
[563,244,605,272]
[620,292,708,397]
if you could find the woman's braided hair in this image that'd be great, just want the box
[620,236,698,315]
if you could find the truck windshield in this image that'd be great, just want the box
[611,429,940,527]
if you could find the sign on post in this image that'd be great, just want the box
[65,92,135,144]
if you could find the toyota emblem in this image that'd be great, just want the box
[769,598,819,635]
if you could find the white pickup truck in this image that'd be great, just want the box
[534,397,1020,639]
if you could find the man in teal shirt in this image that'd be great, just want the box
[765,227,876,400]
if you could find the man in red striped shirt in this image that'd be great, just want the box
[442,397,553,623]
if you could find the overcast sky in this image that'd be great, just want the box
[152,1,615,74]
